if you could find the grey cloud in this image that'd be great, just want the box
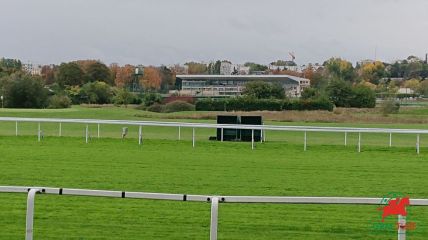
[0,0,427,65]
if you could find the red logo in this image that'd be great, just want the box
[370,193,417,234]
[377,196,410,222]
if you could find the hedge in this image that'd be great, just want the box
[195,98,334,112]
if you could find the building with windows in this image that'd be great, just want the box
[22,62,42,75]
[175,74,310,97]
[220,61,250,75]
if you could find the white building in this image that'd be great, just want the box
[22,63,42,75]
[398,88,414,94]
[220,61,250,75]
[358,59,375,66]
[175,74,310,97]
[169,64,189,74]
[268,64,301,72]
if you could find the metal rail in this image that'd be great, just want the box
[0,117,428,154]
[1,186,427,240]
[1,117,428,133]
[0,117,426,153]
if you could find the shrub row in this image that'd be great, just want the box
[147,100,195,113]
[195,97,334,112]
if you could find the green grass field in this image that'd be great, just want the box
[0,106,428,239]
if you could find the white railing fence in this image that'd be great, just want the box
[0,117,426,153]
[1,186,428,240]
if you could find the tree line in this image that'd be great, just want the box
[2,55,428,110]
[0,58,176,108]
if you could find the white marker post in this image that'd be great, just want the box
[97,124,100,139]
[416,134,420,154]
[344,132,347,146]
[263,129,266,142]
[251,129,254,150]
[59,123,62,137]
[389,133,392,147]
[398,214,406,240]
[304,131,307,151]
[85,125,89,144]
[138,126,142,145]
[15,121,18,136]
[210,197,219,240]
[192,128,195,148]
[37,123,41,142]
[178,126,181,140]
[358,132,361,153]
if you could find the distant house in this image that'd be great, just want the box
[22,62,42,75]
[398,88,414,94]
[220,61,250,75]
[175,74,310,97]
[268,60,300,72]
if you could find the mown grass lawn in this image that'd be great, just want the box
[0,136,427,239]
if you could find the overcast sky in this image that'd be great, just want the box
[1,0,428,66]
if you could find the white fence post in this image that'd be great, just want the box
[389,133,392,147]
[15,121,18,136]
[26,189,41,240]
[358,132,361,153]
[37,123,41,142]
[263,129,266,142]
[85,125,89,144]
[344,132,347,146]
[138,126,142,145]
[398,214,406,240]
[260,129,263,143]
[416,134,420,154]
[251,129,254,150]
[304,131,307,151]
[97,124,100,139]
[210,197,219,240]
[192,128,195,148]
[178,126,181,140]
[59,123,62,137]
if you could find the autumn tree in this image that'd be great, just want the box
[114,64,135,88]
[185,62,207,74]
[141,66,162,90]
[324,58,356,82]
[109,63,120,83]
[403,79,421,92]
[419,80,428,96]
[41,65,57,85]
[359,61,386,84]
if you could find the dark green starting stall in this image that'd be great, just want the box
[216,115,262,142]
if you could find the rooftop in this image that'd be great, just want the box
[176,74,310,83]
